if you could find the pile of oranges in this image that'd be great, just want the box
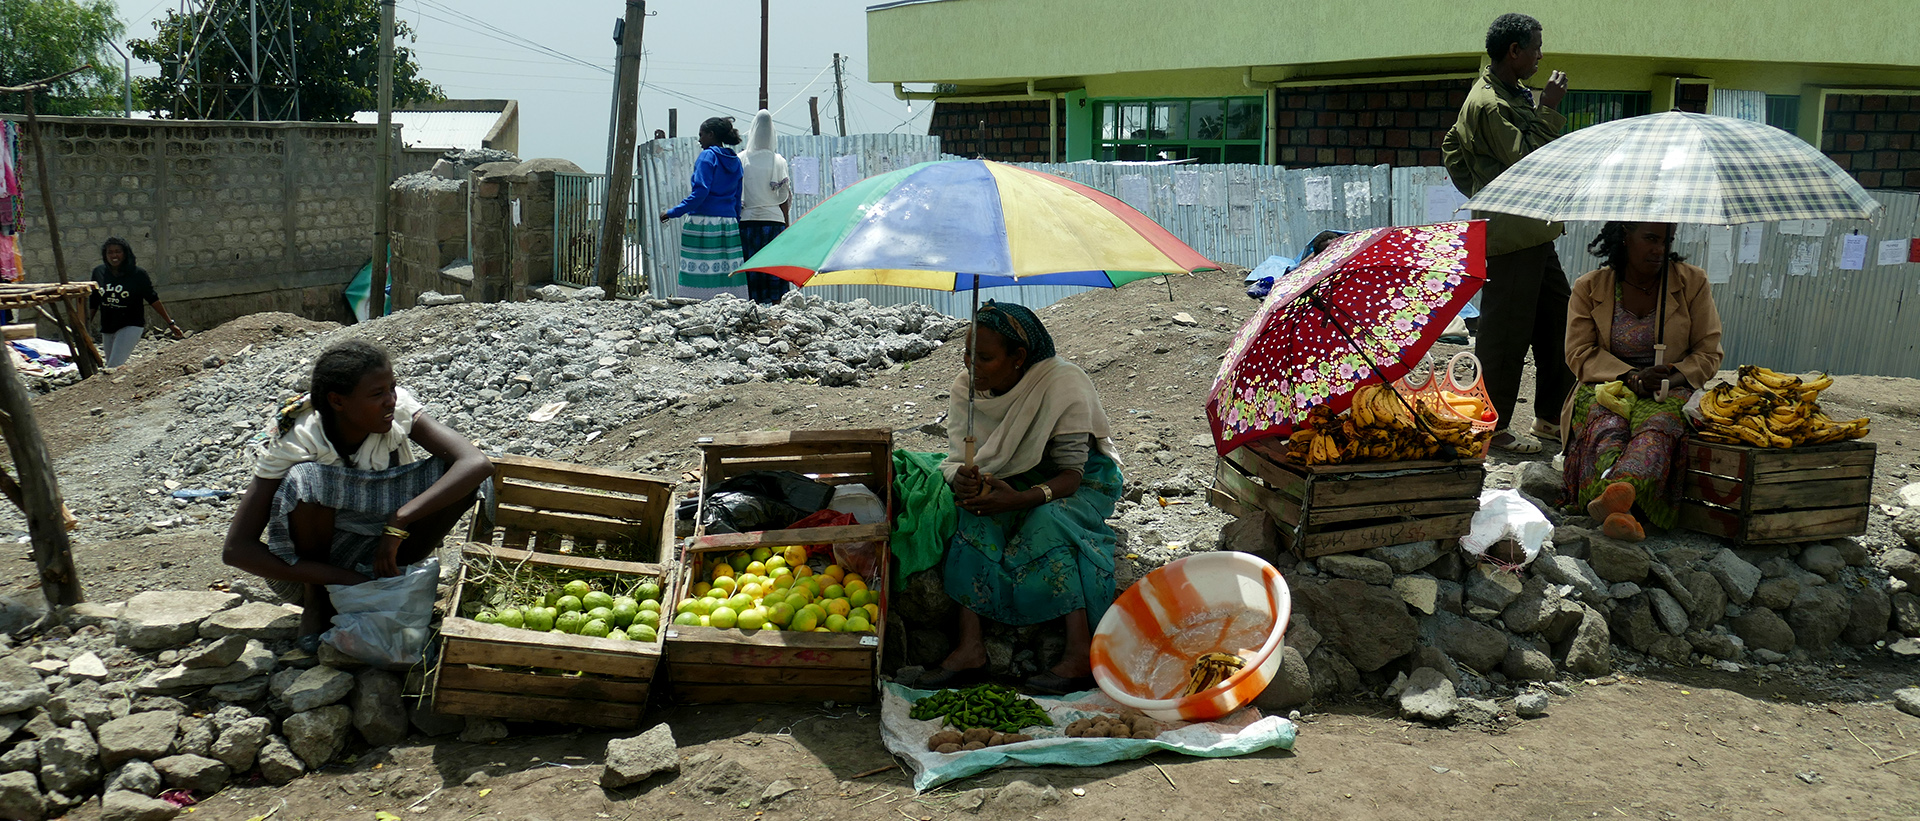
[672,545,880,633]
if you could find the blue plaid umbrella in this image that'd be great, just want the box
[1463,111,1882,225]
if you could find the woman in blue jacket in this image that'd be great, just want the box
[660,117,747,300]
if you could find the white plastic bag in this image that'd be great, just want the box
[322,558,439,669]
[1459,490,1552,566]
[827,483,887,525]
[1683,388,1708,425]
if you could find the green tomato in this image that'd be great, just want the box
[587,606,614,623]
[636,582,662,601]
[522,607,555,632]
[563,579,593,600]
[638,599,661,613]
[493,608,524,630]
[632,624,659,642]
[634,610,661,629]
[675,597,701,615]
[581,618,612,639]
[474,611,498,625]
[556,611,588,634]
[607,628,629,641]
[612,596,638,611]
[673,611,701,627]
[610,602,640,628]
[582,591,615,611]
[556,595,584,613]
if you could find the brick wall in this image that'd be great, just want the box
[3,116,406,328]
[1275,80,1471,168]
[928,99,1065,161]
[1822,94,1920,190]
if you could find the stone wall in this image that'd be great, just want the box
[928,100,1065,161]
[386,157,579,310]
[1274,80,1471,169]
[2,116,405,329]
[1823,93,1920,190]
[386,180,469,310]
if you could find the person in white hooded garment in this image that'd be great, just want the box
[737,109,793,305]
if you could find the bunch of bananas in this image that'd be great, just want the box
[1694,366,1869,448]
[1282,384,1492,465]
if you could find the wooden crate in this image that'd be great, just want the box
[468,454,675,563]
[430,545,665,728]
[1677,439,1875,545]
[1208,438,1483,558]
[664,429,893,704]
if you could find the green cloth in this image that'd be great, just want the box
[890,449,957,587]
[1441,67,1568,256]
[943,451,1122,627]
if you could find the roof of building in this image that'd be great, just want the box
[349,109,503,150]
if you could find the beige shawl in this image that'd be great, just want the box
[942,356,1118,482]
[254,387,425,480]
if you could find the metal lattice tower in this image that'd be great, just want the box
[168,0,300,120]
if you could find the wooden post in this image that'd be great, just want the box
[809,97,820,136]
[0,349,83,607]
[368,0,395,319]
[667,108,677,138]
[19,90,101,377]
[597,0,646,299]
[758,0,770,111]
[832,53,847,137]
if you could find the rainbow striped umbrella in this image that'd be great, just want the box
[739,159,1218,289]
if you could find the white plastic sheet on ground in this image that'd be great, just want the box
[880,682,1295,792]
[1460,489,1553,565]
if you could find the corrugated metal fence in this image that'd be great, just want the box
[584,145,1920,377]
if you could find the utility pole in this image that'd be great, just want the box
[249,0,261,120]
[668,108,676,138]
[598,0,646,300]
[368,0,394,318]
[758,0,770,110]
[832,53,847,136]
[602,17,625,176]
[809,97,820,135]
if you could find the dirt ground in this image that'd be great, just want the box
[7,273,1920,819]
[58,677,1920,821]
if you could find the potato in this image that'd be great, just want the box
[989,732,1008,746]
[963,728,994,744]
[1132,730,1156,740]
[929,730,965,748]
[1129,715,1155,733]
[1003,733,1033,744]
[1106,725,1133,738]
[935,743,962,754]
[1066,726,1086,738]
[961,741,987,751]
[1067,718,1092,735]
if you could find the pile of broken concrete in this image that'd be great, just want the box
[0,589,492,821]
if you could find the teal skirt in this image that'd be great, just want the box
[943,451,1122,627]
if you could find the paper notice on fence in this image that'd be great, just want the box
[1839,233,1869,270]
[1705,226,1734,283]
[511,199,522,226]
[1737,225,1764,264]
[791,156,819,196]
[1174,170,1199,206]
[1229,176,1255,208]
[1118,175,1151,210]
[1779,220,1805,235]
[1304,176,1333,211]
[1804,219,1830,237]
[831,155,861,192]
[1878,239,1908,266]
[1788,241,1819,276]
[1425,185,1468,223]
[1343,181,1371,218]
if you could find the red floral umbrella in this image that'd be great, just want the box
[1207,221,1488,456]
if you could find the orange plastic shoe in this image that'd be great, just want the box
[1586,481,1635,521]
[1602,512,1646,542]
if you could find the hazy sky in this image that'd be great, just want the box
[109,0,935,172]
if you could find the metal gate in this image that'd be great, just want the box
[553,171,646,295]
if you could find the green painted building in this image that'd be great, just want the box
[868,0,1920,188]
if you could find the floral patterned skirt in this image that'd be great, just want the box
[943,451,1122,627]
[1563,383,1690,528]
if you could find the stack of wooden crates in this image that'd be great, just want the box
[430,454,676,728]
[1210,438,1485,558]
[664,429,893,705]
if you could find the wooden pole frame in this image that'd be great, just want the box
[0,348,82,607]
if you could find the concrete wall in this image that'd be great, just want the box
[387,180,469,309]
[386,157,579,310]
[3,115,403,329]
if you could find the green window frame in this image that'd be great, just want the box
[1764,95,1801,133]
[1561,90,1653,132]
[1095,96,1265,164]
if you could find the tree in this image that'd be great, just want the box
[0,0,127,116]
[129,0,441,122]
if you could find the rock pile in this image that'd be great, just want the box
[0,587,466,820]
[74,292,965,540]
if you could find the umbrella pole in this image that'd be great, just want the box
[965,273,979,469]
[1310,293,1457,458]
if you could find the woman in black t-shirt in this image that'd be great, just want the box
[90,237,184,367]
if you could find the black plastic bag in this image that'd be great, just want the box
[698,470,835,534]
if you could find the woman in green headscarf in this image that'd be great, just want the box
[921,301,1124,694]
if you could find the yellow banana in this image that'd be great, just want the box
[1800,373,1833,392]
[1751,366,1804,391]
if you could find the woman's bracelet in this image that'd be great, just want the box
[1037,484,1054,503]
[383,525,410,540]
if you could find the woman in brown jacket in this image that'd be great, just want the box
[1560,222,1723,541]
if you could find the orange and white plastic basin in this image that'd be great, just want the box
[1090,552,1291,722]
